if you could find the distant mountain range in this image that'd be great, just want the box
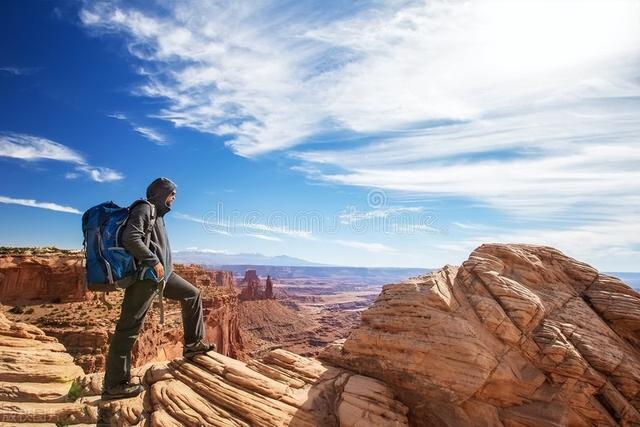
[172,250,640,290]
[172,249,327,267]
[172,249,430,285]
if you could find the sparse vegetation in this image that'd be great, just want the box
[66,380,83,402]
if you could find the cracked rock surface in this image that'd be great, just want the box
[321,243,640,426]
[0,311,408,426]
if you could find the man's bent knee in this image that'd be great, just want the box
[182,288,201,302]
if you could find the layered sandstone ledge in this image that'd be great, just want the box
[321,243,640,426]
[0,311,408,426]
[0,254,243,373]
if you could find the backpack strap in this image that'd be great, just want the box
[144,202,156,248]
[128,199,156,249]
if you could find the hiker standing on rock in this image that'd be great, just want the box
[102,177,215,400]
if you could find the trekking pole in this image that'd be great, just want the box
[156,277,166,326]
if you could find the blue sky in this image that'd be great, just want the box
[1,0,639,270]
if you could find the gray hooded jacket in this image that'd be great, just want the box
[121,177,177,281]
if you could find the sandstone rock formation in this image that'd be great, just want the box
[322,243,640,426]
[240,269,262,301]
[0,311,94,424]
[5,280,243,374]
[174,263,235,289]
[266,275,274,299]
[0,309,408,426]
[2,253,243,373]
[0,250,86,305]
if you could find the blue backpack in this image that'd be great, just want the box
[82,199,157,292]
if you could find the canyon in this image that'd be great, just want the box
[1,243,639,426]
[0,252,243,373]
[0,247,86,304]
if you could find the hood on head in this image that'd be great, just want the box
[146,177,177,216]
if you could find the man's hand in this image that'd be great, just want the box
[153,262,164,280]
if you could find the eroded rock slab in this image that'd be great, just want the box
[321,243,640,426]
[0,311,94,424]
[0,308,407,426]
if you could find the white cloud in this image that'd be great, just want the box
[0,132,124,183]
[80,1,640,267]
[133,126,167,144]
[172,212,232,235]
[246,233,282,242]
[244,222,314,240]
[332,239,395,253]
[173,210,314,239]
[75,165,124,183]
[306,140,640,219]
[440,216,640,272]
[0,195,81,214]
[80,0,640,156]
[108,112,168,144]
[107,112,127,120]
[452,222,487,230]
[0,133,85,163]
[338,205,424,224]
[0,66,41,76]
[178,247,230,254]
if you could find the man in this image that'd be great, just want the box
[101,177,215,400]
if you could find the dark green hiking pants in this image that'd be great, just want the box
[102,271,204,389]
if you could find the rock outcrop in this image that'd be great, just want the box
[0,310,408,426]
[322,243,640,426]
[239,269,276,301]
[0,311,93,424]
[0,250,86,305]
[2,252,244,373]
[174,263,235,289]
[5,280,244,374]
[239,269,262,301]
[266,275,274,299]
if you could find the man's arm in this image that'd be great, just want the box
[121,203,160,268]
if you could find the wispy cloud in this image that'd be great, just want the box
[107,112,127,120]
[0,132,124,182]
[180,246,230,254]
[108,112,167,144]
[172,212,231,235]
[452,222,488,231]
[437,215,640,271]
[0,66,41,76]
[0,195,81,214]
[338,206,424,224]
[75,165,124,183]
[133,126,166,144]
[80,1,639,156]
[246,233,282,242]
[173,211,313,239]
[333,239,395,253]
[80,1,640,266]
[0,132,85,163]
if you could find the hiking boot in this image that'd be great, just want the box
[183,340,216,358]
[101,382,144,401]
